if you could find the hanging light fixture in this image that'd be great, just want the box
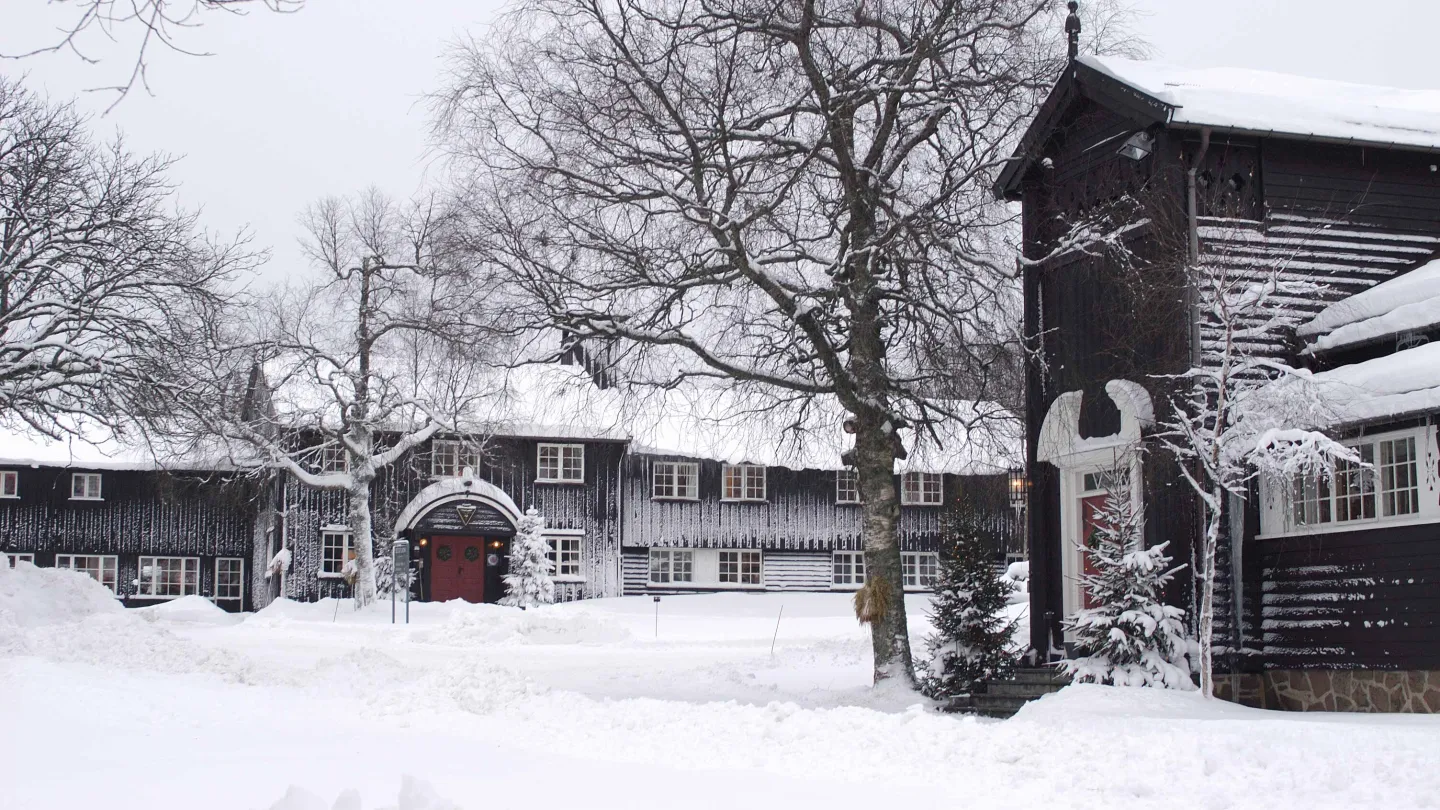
[1116,131,1155,162]
[1008,468,1029,513]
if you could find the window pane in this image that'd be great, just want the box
[1381,437,1419,517]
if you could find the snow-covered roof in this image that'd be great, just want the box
[1300,258,1440,352]
[1081,56,1440,152]
[0,427,226,472]
[1310,341,1440,425]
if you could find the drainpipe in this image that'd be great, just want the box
[1186,127,1213,368]
[615,443,626,598]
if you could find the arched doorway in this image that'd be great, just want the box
[393,478,521,604]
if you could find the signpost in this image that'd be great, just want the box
[392,539,412,625]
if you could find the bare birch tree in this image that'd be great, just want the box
[432,0,1110,687]
[167,189,503,606]
[0,74,252,440]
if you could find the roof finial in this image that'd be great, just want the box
[1066,1,1082,61]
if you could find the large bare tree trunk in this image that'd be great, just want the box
[855,419,914,686]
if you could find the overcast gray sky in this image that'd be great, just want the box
[4,0,1439,285]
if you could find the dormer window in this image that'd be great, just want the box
[432,439,481,478]
[71,473,102,501]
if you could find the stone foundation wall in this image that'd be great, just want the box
[1215,670,1440,713]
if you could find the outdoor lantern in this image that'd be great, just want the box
[1116,131,1154,162]
[1008,468,1028,513]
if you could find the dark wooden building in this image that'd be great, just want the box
[1000,45,1440,710]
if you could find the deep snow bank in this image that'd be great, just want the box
[137,594,243,626]
[0,559,122,628]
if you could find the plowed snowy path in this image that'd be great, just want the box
[3,584,1438,810]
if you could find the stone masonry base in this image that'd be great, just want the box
[1215,670,1440,713]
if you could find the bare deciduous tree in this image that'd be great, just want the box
[433,0,1099,687]
[169,189,503,606]
[0,74,253,440]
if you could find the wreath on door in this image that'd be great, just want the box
[436,544,453,562]
[464,545,480,562]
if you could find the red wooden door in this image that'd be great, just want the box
[1079,494,1110,609]
[430,537,487,603]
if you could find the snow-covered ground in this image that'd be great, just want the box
[3,563,1439,810]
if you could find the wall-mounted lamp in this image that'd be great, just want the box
[1117,131,1155,162]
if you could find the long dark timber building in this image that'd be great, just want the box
[0,366,1021,613]
[1000,48,1440,711]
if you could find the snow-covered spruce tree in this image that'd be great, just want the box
[1164,260,1358,697]
[501,507,555,608]
[1060,466,1192,689]
[435,0,1144,688]
[923,501,1019,698]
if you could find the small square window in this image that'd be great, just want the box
[835,469,859,504]
[900,472,943,506]
[537,444,585,483]
[547,535,583,578]
[70,473,102,500]
[722,465,766,501]
[648,548,694,584]
[319,446,348,473]
[718,550,762,585]
[5,553,35,568]
[832,551,865,587]
[652,462,699,500]
[432,439,482,478]
[902,552,939,589]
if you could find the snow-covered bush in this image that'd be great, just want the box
[922,505,1019,698]
[1061,472,1193,690]
[501,507,555,608]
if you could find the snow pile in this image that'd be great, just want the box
[136,594,243,626]
[1082,56,1440,151]
[411,603,631,647]
[0,560,122,635]
[268,777,459,810]
[1301,258,1440,351]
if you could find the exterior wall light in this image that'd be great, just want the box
[1117,131,1155,162]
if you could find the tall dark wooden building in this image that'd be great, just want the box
[1001,43,1440,711]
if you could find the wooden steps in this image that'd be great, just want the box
[942,667,1069,719]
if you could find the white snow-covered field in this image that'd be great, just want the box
[3,564,1440,810]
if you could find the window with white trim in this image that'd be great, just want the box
[835,469,860,504]
[1267,427,1432,536]
[137,556,199,598]
[431,440,482,478]
[537,443,585,483]
[71,473,102,500]
[319,445,348,473]
[320,530,353,577]
[833,551,865,587]
[901,472,943,505]
[56,554,119,593]
[902,552,940,589]
[718,550,762,585]
[722,464,766,501]
[652,462,699,500]
[6,552,35,567]
[648,548,694,585]
[0,470,17,498]
[547,534,582,579]
[215,558,244,601]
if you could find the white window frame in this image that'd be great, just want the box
[902,552,940,591]
[319,445,348,473]
[647,548,695,585]
[136,556,199,599]
[5,552,35,567]
[537,443,585,484]
[431,439,482,479]
[646,548,762,589]
[835,469,860,505]
[1260,425,1438,538]
[215,557,244,602]
[652,461,700,500]
[721,464,767,502]
[56,554,120,593]
[832,551,866,589]
[70,472,103,501]
[546,531,584,581]
[319,528,353,578]
[900,472,943,506]
[0,470,17,498]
